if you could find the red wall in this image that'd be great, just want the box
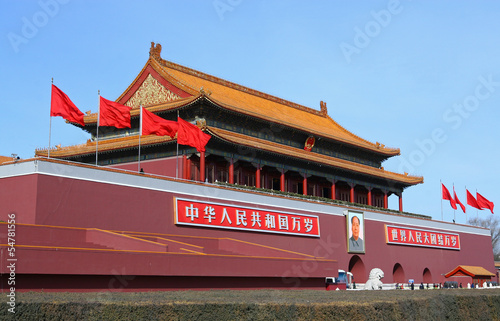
[1,169,496,286]
[358,219,494,284]
[33,174,172,231]
[0,175,38,224]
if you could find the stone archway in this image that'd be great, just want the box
[423,267,432,284]
[348,255,366,283]
[393,263,405,283]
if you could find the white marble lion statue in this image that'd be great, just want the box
[364,268,384,290]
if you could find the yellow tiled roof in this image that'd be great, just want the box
[445,265,495,277]
[0,156,14,165]
[149,56,400,156]
[81,43,398,157]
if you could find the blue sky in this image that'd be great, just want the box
[1,0,499,224]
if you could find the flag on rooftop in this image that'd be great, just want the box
[442,183,457,210]
[177,117,211,153]
[477,192,494,214]
[50,84,85,126]
[454,186,466,213]
[141,107,178,138]
[466,189,482,210]
[99,96,132,128]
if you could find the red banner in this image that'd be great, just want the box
[385,225,460,250]
[175,198,320,237]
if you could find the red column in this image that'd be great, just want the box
[255,166,261,189]
[399,193,403,212]
[384,191,388,209]
[350,183,355,203]
[280,169,285,192]
[228,159,234,184]
[367,187,372,206]
[331,181,336,200]
[303,174,308,196]
[186,158,191,181]
[200,151,205,182]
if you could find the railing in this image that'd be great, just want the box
[214,182,431,220]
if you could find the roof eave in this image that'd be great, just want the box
[207,127,422,187]
[203,96,400,157]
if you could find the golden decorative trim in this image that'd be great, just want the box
[125,74,180,109]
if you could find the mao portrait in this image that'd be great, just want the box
[347,212,365,253]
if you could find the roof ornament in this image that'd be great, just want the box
[199,87,212,96]
[195,116,207,129]
[149,42,162,60]
[320,101,328,116]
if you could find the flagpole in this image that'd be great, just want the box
[176,110,179,179]
[453,183,456,223]
[476,189,479,218]
[440,179,443,221]
[465,186,468,223]
[48,78,53,158]
[138,104,142,172]
[96,90,100,166]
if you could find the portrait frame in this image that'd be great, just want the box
[346,211,365,253]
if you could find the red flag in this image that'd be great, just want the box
[466,189,482,210]
[477,192,494,214]
[177,117,211,152]
[442,184,457,210]
[50,84,85,126]
[141,107,178,137]
[453,187,466,213]
[99,96,132,128]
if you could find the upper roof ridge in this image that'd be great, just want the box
[149,42,328,118]
[322,113,400,154]
[140,42,400,156]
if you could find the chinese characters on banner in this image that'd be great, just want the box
[175,198,320,237]
[386,225,460,250]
